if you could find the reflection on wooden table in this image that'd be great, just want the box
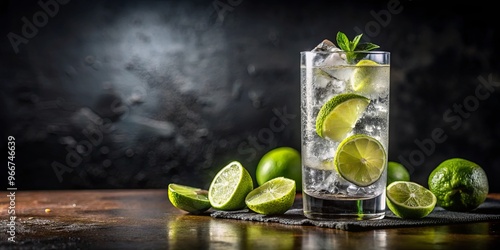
[0,190,499,249]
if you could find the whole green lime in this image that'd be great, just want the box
[256,147,302,191]
[387,161,410,185]
[428,158,489,212]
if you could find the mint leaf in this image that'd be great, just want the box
[334,32,380,63]
[350,34,363,51]
[336,32,350,51]
[356,43,380,51]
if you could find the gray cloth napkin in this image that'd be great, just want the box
[210,197,500,231]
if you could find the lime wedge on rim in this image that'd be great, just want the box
[168,183,211,214]
[351,59,379,93]
[315,93,370,141]
[386,181,437,219]
[245,177,296,215]
[208,161,254,211]
[334,134,386,186]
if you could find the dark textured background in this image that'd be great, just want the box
[1,0,499,192]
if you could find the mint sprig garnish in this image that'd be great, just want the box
[336,32,380,63]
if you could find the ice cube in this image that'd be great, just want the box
[331,78,346,93]
[347,185,361,195]
[312,39,338,52]
[312,39,347,77]
[322,53,347,68]
[324,173,341,193]
[314,68,332,88]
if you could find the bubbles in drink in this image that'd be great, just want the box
[301,55,389,200]
[301,37,389,219]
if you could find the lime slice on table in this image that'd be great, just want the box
[245,177,296,215]
[334,134,386,186]
[208,161,254,211]
[168,183,211,214]
[315,93,370,142]
[386,181,437,219]
[351,59,379,93]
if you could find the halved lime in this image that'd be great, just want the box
[245,177,296,215]
[334,134,386,186]
[351,59,379,93]
[208,161,254,211]
[315,94,370,141]
[168,183,211,214]
[386,181,437,219]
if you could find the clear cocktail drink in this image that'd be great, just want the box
[301,50,390,220]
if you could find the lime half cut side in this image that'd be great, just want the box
[245,177,296,215]
[315,93,370,142]
[334,134,386,186]
[386,181,437,219]
[208,161,254,211]
[168,183,211,214]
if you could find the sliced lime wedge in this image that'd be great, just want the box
[168,183,211,214]
[315,93,370,142]
[245,177,296,215]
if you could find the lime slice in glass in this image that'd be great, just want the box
[208,161,254,210]
[168,183,211,214]
[334,134,386,186]
[245,177,296,215]
[386,181,437,219]
[351,59,379,93]
[315,93,370,142]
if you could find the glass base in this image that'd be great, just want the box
[302,191,386,220]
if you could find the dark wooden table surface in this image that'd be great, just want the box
[1,190,499,249]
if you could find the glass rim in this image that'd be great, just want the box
[300,50,390,55]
